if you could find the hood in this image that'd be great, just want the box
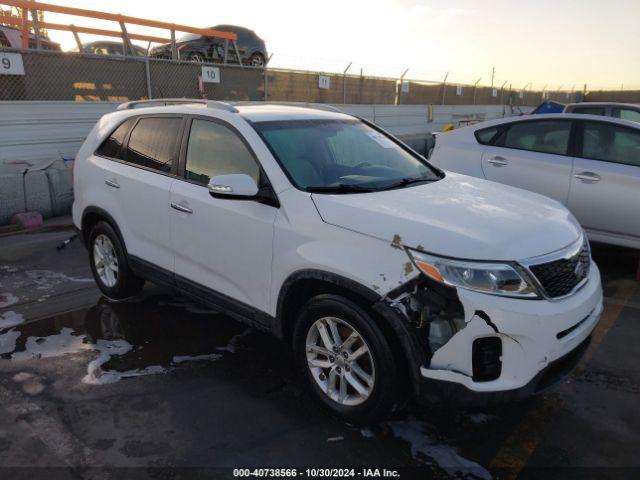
[311,172,582,261]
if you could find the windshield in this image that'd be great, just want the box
[253,119,441,192]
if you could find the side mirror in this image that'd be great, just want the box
[208,174,259,198]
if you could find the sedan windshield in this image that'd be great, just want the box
[252,119,441,192]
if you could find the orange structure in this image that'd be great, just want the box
[1,0,237,57]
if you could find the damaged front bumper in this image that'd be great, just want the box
[377,262,603,407]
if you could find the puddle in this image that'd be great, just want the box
[0,294,253,385]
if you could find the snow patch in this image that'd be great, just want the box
[216,328,252,353]
[0,292,19,308]
[0,329,21,355]
[387,421,492,479]
[11,327,90,360]
[173,353,222,364]
[25,270,92,291]
[465,413,497,425]
[0,310,24,329]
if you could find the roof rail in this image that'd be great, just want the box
[231,101,345,114]
[116,98,239,113]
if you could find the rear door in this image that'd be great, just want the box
[568,120,640,241]
[97,115,184,273]
[480,119,574,203]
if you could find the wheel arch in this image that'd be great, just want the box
[80,206,127,254]
[275,269,419,391]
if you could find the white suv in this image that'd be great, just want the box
[73,100,603,422]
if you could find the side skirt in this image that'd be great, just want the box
[128,255,273,332]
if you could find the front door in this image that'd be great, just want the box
[170,117,277,314]
[481,118,574,204]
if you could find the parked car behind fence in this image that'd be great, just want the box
[0,25,60,50]
[149,24,267,67]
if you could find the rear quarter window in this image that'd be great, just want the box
[124,117,183,173]
[95,118,136,159]
[570,107,606,116]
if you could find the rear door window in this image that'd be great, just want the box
[500,120,571,155]
[95,118,136,159]
[581,121,640,167]
[612,108,640,124]
[125,117,182,173]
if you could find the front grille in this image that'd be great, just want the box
[529,240,591,298]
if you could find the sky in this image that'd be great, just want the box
[38,0,640,90]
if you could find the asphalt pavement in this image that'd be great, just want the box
[0,225,638,479]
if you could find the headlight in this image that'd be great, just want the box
[407,249,540,298]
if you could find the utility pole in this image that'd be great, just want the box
[491,66,495,88]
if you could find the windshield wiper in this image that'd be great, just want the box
[381,176,435,191]
[306,183,375,193]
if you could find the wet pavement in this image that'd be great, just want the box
[0,227,639,479]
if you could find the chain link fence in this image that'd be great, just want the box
[4,48,633,106]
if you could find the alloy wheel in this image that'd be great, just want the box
[93,234,119,288]
[250,54,265,67]
[305,317,375,406]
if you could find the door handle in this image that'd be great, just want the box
[574,171,601,183]
[487,156,508,166]
[170,202,193,214]
[105,179,120,189]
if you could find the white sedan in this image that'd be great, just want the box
[429,113,640,250]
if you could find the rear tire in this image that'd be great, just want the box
[88,221,144,300]
[248,52,265,68]
[292,294,399,424]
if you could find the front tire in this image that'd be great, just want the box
[88,221,144,300]
[188,53,206,63]
[293,294,400,423]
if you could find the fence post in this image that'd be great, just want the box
[145,58,153,99]
[472,77,481,105]
[441,72,449,105]
[264,53,273,101]
[170,29,177,60]
[343,62,352,104]
[500,80,508,106]
[396,68,408,105]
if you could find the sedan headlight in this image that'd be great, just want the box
[408,249,539,298]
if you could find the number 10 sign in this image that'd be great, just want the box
[0,52,25,76]
[201,66,220,83]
